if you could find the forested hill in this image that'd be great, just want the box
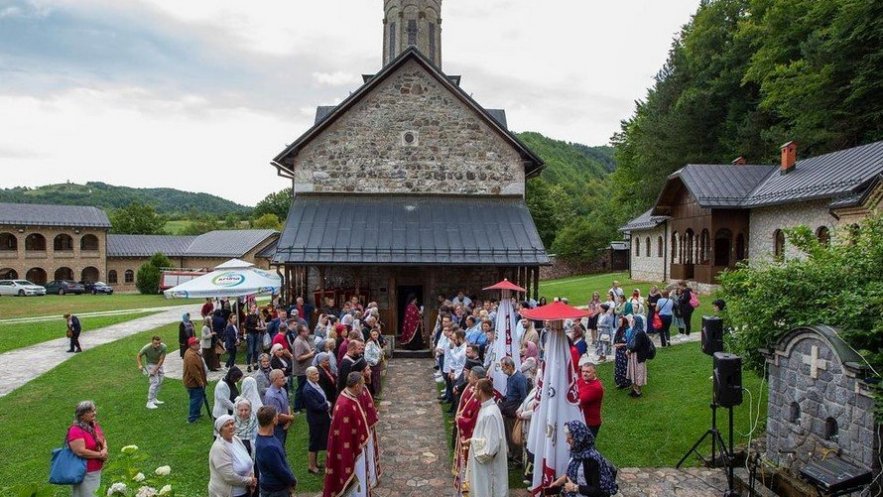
[0,182,250,217]
[516,131,614,182]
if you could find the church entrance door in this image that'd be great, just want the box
[397,284,424,343]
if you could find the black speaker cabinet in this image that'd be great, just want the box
[713,352,743,407]
[701,316,724,356]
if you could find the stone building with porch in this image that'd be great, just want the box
[268,0,549,341]
[621,140,883,289]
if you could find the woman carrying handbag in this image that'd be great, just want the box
[64,400,108,497]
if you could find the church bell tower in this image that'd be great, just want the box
[382,0,442,69]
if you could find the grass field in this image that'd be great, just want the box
[0,294,200,320]
[439,341,768,490]
[0,323,324,496]
[163,219,190,234]
[0,311,156,354]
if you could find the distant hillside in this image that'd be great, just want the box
[517,132,614,186]
[0,182,251,217]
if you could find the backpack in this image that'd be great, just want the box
[596,454,619,496]
[646,337,656,360]
[689,292,700,309]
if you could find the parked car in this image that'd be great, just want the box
[0,279,46,296]
[81,281,113,295]
[43,280,86,295]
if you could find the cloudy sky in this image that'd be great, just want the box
[0,0,700,206]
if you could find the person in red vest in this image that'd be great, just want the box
[578,362,604,439]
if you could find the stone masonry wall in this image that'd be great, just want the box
[292,59,525,196]
[748,200,838,264]
[628,223,667,282]
[766,334,879,474]
[0,225,107,285]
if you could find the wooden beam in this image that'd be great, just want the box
[532,265,539,301]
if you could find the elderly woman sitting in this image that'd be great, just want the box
[208,415,256,497]
[303,366,332,475]
[546,420,612,497]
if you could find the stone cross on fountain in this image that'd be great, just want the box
[802,345,828,379]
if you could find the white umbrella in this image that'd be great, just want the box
[163,265,281,299]
[214,258,254,269]
[490,292,521,398]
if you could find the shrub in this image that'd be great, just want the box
[136,253,172,295]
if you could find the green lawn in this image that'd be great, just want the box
[0,311,156,354]
[0,323,324,496]
[164,219,190,234]
[0,294,200,320]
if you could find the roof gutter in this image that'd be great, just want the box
[271,160,294,179]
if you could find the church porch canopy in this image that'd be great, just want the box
[272,194,549,266]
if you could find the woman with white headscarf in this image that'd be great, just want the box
[239,377,263,411]
[302,366,331,475]
[208,414,255,497]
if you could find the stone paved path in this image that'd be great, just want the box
[0,303,195,325]
[0,304,202,397]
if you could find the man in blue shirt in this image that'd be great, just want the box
[264,369,295,446]
[255,405,297,497]
[498,356,528,463]
[464,316,487,347]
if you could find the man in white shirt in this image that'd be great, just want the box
[452,290,473,311]
[467,378,508,497]
[447,329,467,413]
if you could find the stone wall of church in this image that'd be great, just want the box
[292,59,525,196]
[748,200,838,264]
[628,224,667,282]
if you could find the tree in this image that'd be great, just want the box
[254,188,292,221]
[179,217,222,235]
[252,213,282,230]
[136,252,172,295]
[110,202,166,234]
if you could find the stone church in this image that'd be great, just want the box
[269,0,549,340]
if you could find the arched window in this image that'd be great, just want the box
[25,233,46,251]
[789,402,800,423]
[0,268,18,279]
[684,229,695,264]
[54,267,74,281]
[714,229,732,267]
[735,233,746,261]
[700,229,710,264]
[645,236,651,257]
[825,417,838,441]
[124,269,135,283]
[658,236,663,257]
[815,226,830,247]
[848,224,860,245]
[54,234,74,251]
[108,270,118,284]
[81,234,99,251]
[26,267,47,285]
[635,238,640,257]
[0,233,17,251]
[81,266,99,283]
[773,229,785,260]
[671,232,680,264]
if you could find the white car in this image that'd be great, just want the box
[0,279,47,296]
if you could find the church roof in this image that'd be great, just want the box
[0,202,111,228]
[107,230,277,258]
[274,47,543,178]
[272,194,549,266]
[619,208,668,233]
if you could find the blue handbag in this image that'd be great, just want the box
[49,434,87,485]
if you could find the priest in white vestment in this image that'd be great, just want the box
[466,378,509,497]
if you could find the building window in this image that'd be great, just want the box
[26,267,47,285]
[407,19,417,46]
[789,402,800,423]
[81,266,99,283]
[714,229,732,267]
[848,223,860,245]
[684,229,695,264]
[0,268,17,279]
[125,269,134,283]
[773,229,785,260]
[428,23,436,62]
[389,22,396,60]
[108,270,118,284]
[54,267,73,281]
[700,229,710,264]
[645,236,651,257]
[671,232,680,264]
[825,417,838,441]
[735,233,746,261]
[25,233,46,251]
[0,233,16,251]
[815,226,830,247]
[54,234,74,251]
[635,238,640,257]
[81,234,99,251]
[658,236,663,257]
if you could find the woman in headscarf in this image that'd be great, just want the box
[520,356,538,391]
[612,316,631,390]
[233,397,259,497]
[67,400,107,497]
[322,334,339,374]
[240,376,263,412]
[269,344,291,378]
[251,353,272,400]
[303,366,332,475]
[548,420,606,497]
[208,414,255,497]
[202,315,221,371]
[179,312,195,358]
[213,366,243,418]
[314,351,338,404]
[626,314,650,398]
[520,340,539,365]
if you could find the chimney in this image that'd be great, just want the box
[780,141,797,174]
[731,156,747,166]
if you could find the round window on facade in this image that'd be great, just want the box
[401,131,418,146]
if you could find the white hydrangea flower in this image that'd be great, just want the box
[135,486,157,497]
[120,445,139,454]
[158,484,172,496]
[133,472,145,482]
[154,465,171,476]
[107,482,128,496]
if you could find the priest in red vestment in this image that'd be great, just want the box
[356,363,382,489]
[323,372,372,497]
[453,365,486,495]
[398,295,424,349]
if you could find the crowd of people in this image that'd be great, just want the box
[61,280,710,497]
